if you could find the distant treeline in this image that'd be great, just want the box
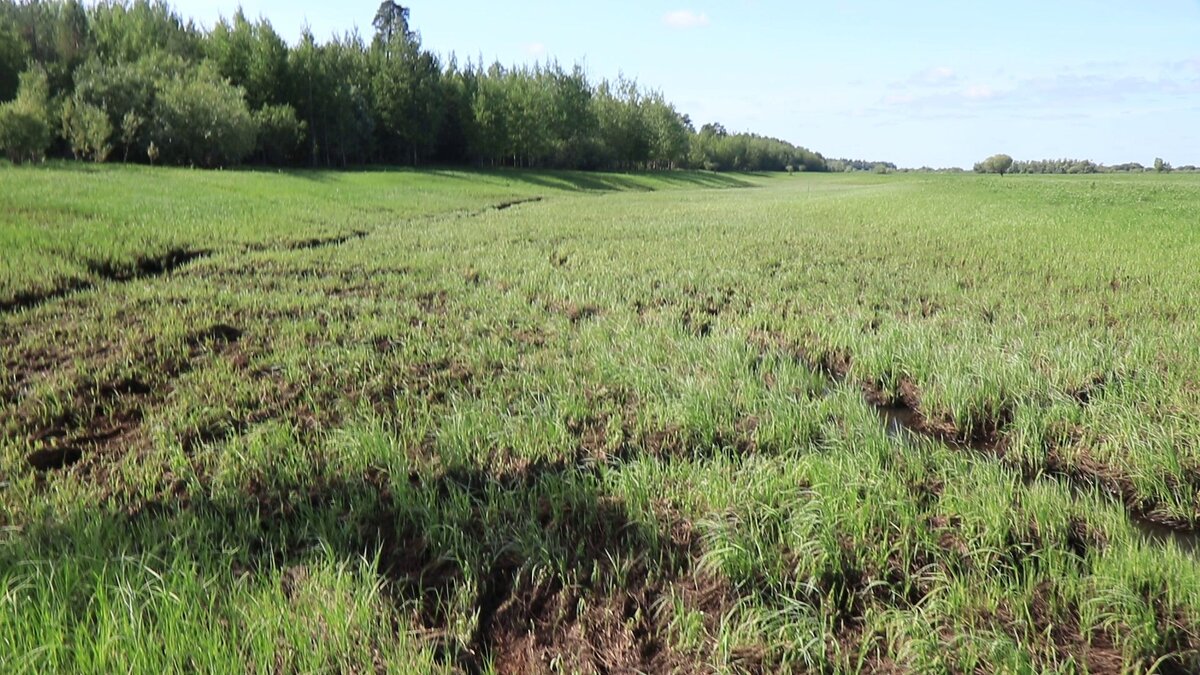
[0,1,828,171]
[983,158,1192,175]
[826,158,898,173]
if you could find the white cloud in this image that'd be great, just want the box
[663,10,711,29]
[963,85,996,100]
[524,42,547,57]
[922,66,957,83]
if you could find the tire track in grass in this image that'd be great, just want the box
[748,330,1200,552]
[1,195,545,315]
[20,322,245,474]
[0,248,210,315]
[9,198,545,476]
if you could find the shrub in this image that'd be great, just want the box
[253,103,306,164]
[0,68,52,163]
[151,64,256,167]
[61,98,114,162]
[974,153,1014,175]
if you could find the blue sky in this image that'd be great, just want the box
[167,1,1200,168]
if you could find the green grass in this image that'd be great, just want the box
[2,165,1199,672]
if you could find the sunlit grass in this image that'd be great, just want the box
[2,166,1199,671]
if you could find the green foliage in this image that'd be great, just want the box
[974,153,1014,175]
[371,1,411,44]
[1012,158,1099,174]
[73,54,188,160]
[0,18,29,102]
[595,77,651,169]
[207,9,289,109]
[433,58,477,162]
[253,103,304,164]
[0,1,829,172]
[369,23,442,164]
[826,157,897,172]
[0,0,89,96]
[0,67,51,162]
[88,0,200,64]
[644,91,690,169]
[60,96,112,161]
[150,63,256,167]
[690,122,823,172]
[119,109,142,161]
[288,31,374,166]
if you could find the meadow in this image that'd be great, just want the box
[2,164,1199,673]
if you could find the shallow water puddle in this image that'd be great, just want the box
[1131,518,1200,555]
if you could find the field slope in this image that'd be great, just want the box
[2,166,1200,673]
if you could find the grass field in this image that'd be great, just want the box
[2,164,1200,673]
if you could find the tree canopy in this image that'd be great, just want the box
[974,154,1014,176]
[0,0,830,171]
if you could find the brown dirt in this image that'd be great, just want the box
[493,197,544,211]
[26,446,84,471]
[749,329,1009,452]
[748,329,851,381]
[679,287,739,338]
[509,328,548,349]
[748,331,1200,543]
[564,303,600,324]
[187,323,243,348]
[11,323,251,484]
[1068,372,1113,407]
[86,249,210,281]
[5,240,305,320]
[862,377,1011,454]
[402,359,481,405]
[283,231,368,251]
[990,582,1128,674]
[350,464,726,674]
[0,278,94,314]
[479,572,680,675]
[416,290,449,315]
[1045,445,1200,535]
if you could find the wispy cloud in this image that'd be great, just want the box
[872,60,1200,122]
[523,42,547,57]
[912,66,959,85]
[663,10,711,29]
[963,84,996,100]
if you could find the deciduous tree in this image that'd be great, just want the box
[0,66,51,162]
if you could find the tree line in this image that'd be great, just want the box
[974,154,1191,175]
[825,158,897,173]
[0,1,829,171]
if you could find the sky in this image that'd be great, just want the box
[165,0,1200,168]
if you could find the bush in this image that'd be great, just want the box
[61,99,114,162]
[119,110,144,162]
[0,68,52,163]
[974,153,1014,175]
[0,105,51,162]
[253,103,305,164]
[150,65,256,167]
[73,56,170,161]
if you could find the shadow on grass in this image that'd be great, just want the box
[9,161,763,191]
[423,168,761,192]
[2,460,701,673]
